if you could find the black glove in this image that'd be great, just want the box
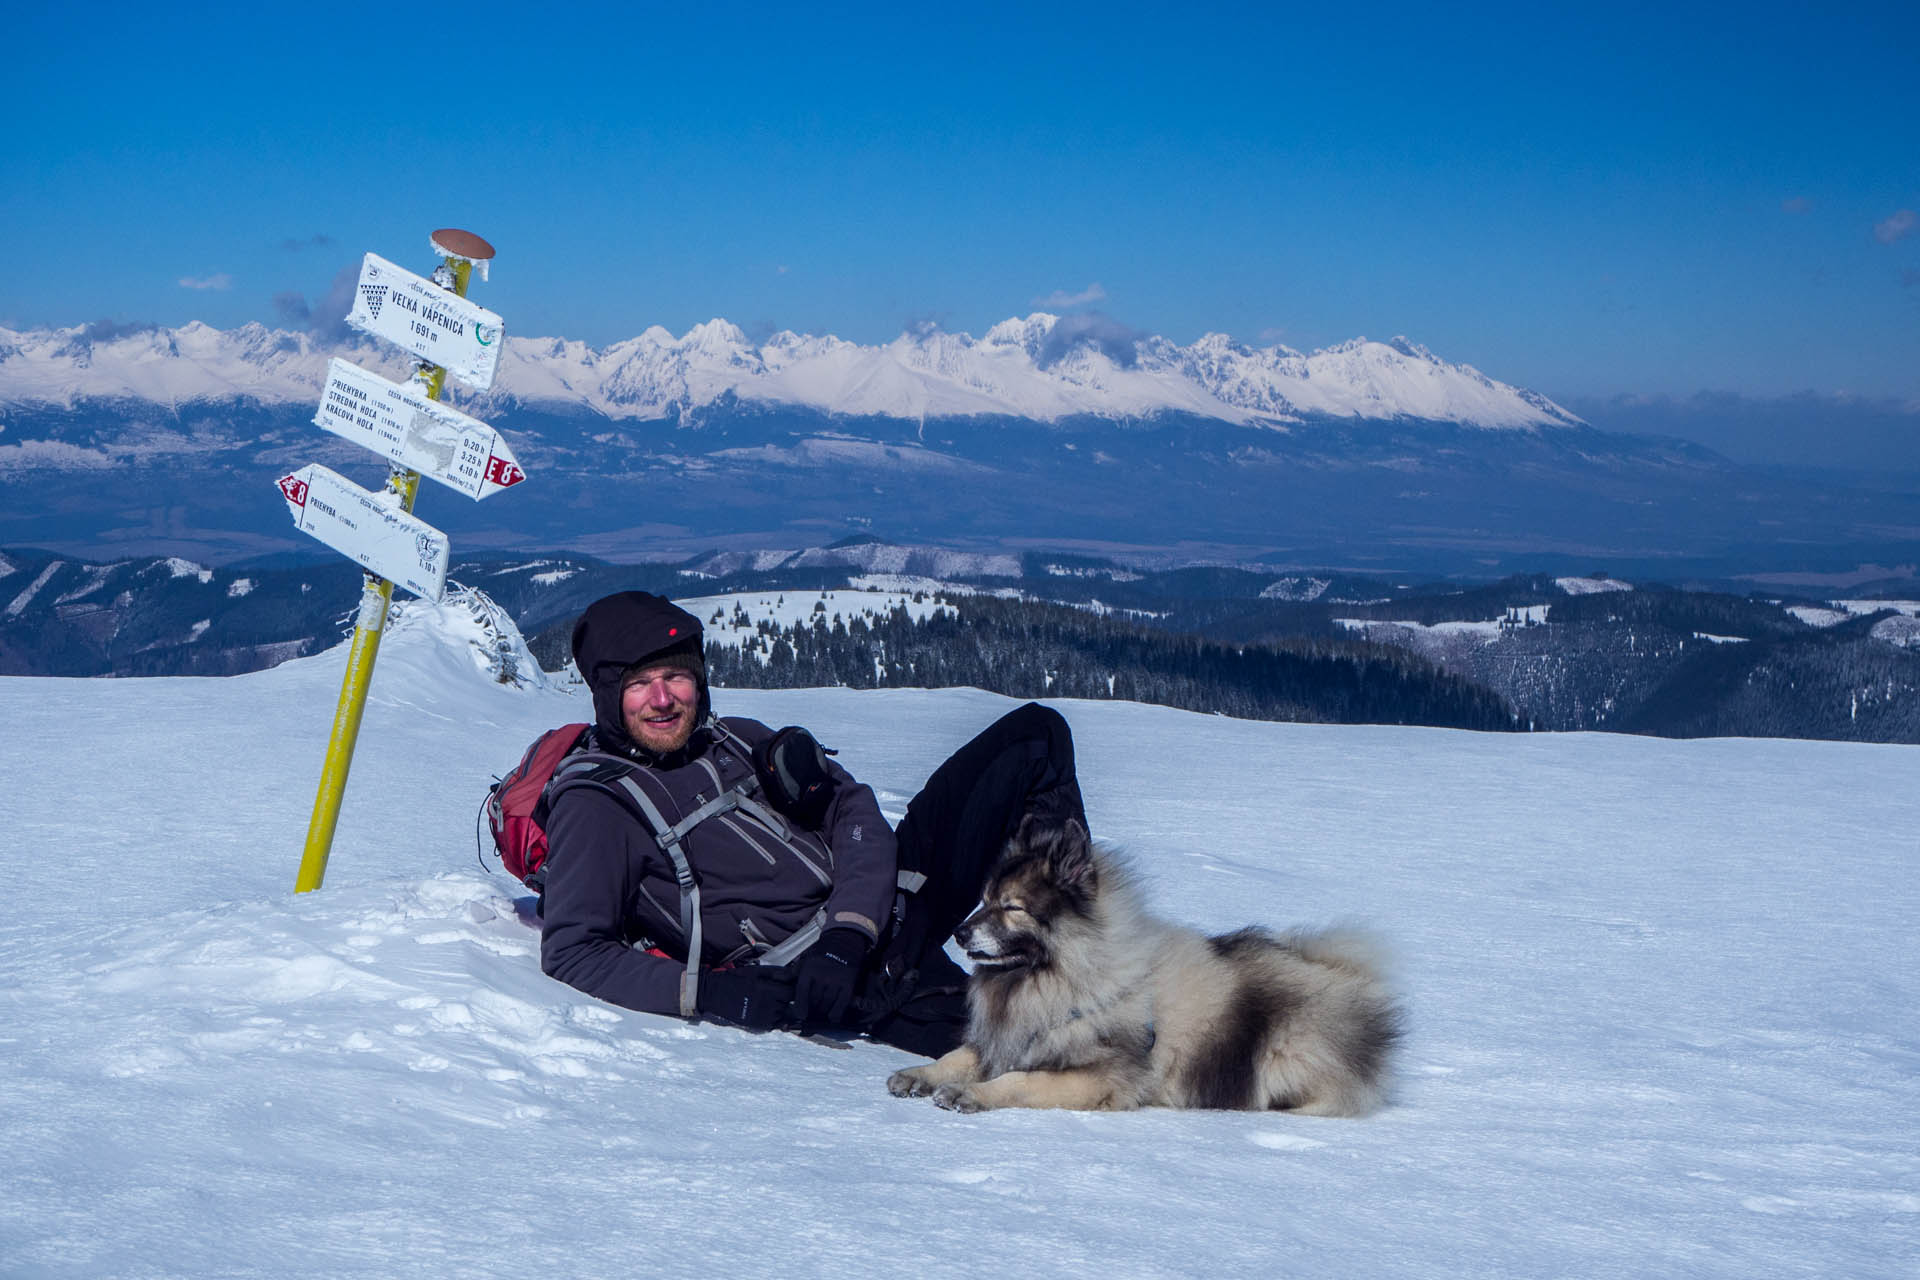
[792,928,873,1025]
[752,726,839,826]
[695,966,797,1031]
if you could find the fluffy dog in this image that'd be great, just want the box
[887,818,1402,1114]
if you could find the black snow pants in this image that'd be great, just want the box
[853,702,1086,1058]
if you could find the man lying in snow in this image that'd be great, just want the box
[538,590,1087,1056]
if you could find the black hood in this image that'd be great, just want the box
[570,591,708,749]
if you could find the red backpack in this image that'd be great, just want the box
[480,723,592,891]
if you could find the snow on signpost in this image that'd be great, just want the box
[344,252,505,391]
[287,228,518,895]
[277,464,451,603]
[313,358,526,500]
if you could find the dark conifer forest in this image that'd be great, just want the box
[702,595,1518,731]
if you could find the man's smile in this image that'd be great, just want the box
[620,664,702,752]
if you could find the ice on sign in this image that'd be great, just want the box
[345,253,506,391]
[276,464,451,601]
[313,359,526,500]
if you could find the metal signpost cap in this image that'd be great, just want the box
[429,228,495,262]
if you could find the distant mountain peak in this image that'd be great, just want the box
[0,314,1582,431]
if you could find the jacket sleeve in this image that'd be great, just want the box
[539,787,685,1016]
[816,756,898,945]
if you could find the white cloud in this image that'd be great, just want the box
[1873,209,1916,245]
[1034,282,1107,308]
[177,274,233,291]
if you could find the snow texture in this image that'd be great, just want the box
[5,560,63,617]
[0,317,1582,430]
[1,596,1915,1278]
[1261,575,1332,601]
[684,588,957,663]
[1556,576,1634,596]
[1334,606,1550,643]
[1871,615,1920,647]
[1788,606,1854,628]
[161,556,214,583]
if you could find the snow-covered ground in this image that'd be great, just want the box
[1787,605,1855,628]
[678,587,958,661]
[1556,575,1634,596]
[1788,600,1920,627]
[2,600,1916,1278]
[677,583,1157,670]
[1789,600,1920,647]
[1333,605,1550,642]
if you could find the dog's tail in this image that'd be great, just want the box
[1280,924,1394,984]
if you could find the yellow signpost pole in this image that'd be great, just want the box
[293,241,487,893]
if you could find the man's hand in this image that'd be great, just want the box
[793,928,873,1026]
[695,966,798,1031]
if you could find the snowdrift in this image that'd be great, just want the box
[1,599,1914,1277]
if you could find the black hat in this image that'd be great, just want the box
[570,591,707,741]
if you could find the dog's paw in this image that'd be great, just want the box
[932,1083,985,1114]
[887,1068,934,1098]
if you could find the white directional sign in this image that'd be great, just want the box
[313,359,527,500]
[276,464,450,601]
[345,252,505,391]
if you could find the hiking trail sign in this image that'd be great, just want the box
[345,252,505,391]
[289,228,519,894]
[277,463,451,601]
[314,357,526,500]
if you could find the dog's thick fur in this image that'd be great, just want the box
[887,818,1403,1115]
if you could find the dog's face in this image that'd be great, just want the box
[955,817,1097,971]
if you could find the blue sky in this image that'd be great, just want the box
[6,0,1918,401]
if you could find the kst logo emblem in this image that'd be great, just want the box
[278,474,310,507]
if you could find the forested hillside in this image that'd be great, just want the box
[7,545,1916,742]
[696,594,1519,731]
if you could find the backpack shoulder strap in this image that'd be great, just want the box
[545,732,833,1019]
[546,750,730,1019]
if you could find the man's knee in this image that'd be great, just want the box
[1003,702,1073,758]
[997,703,1083,830]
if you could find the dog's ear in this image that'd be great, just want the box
[1013,811,1049,847]
[1052,818,1095,891]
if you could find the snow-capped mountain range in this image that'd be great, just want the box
[0,315,1581,430]
[14,314,1916,580]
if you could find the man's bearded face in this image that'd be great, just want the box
[620,664,700,753]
